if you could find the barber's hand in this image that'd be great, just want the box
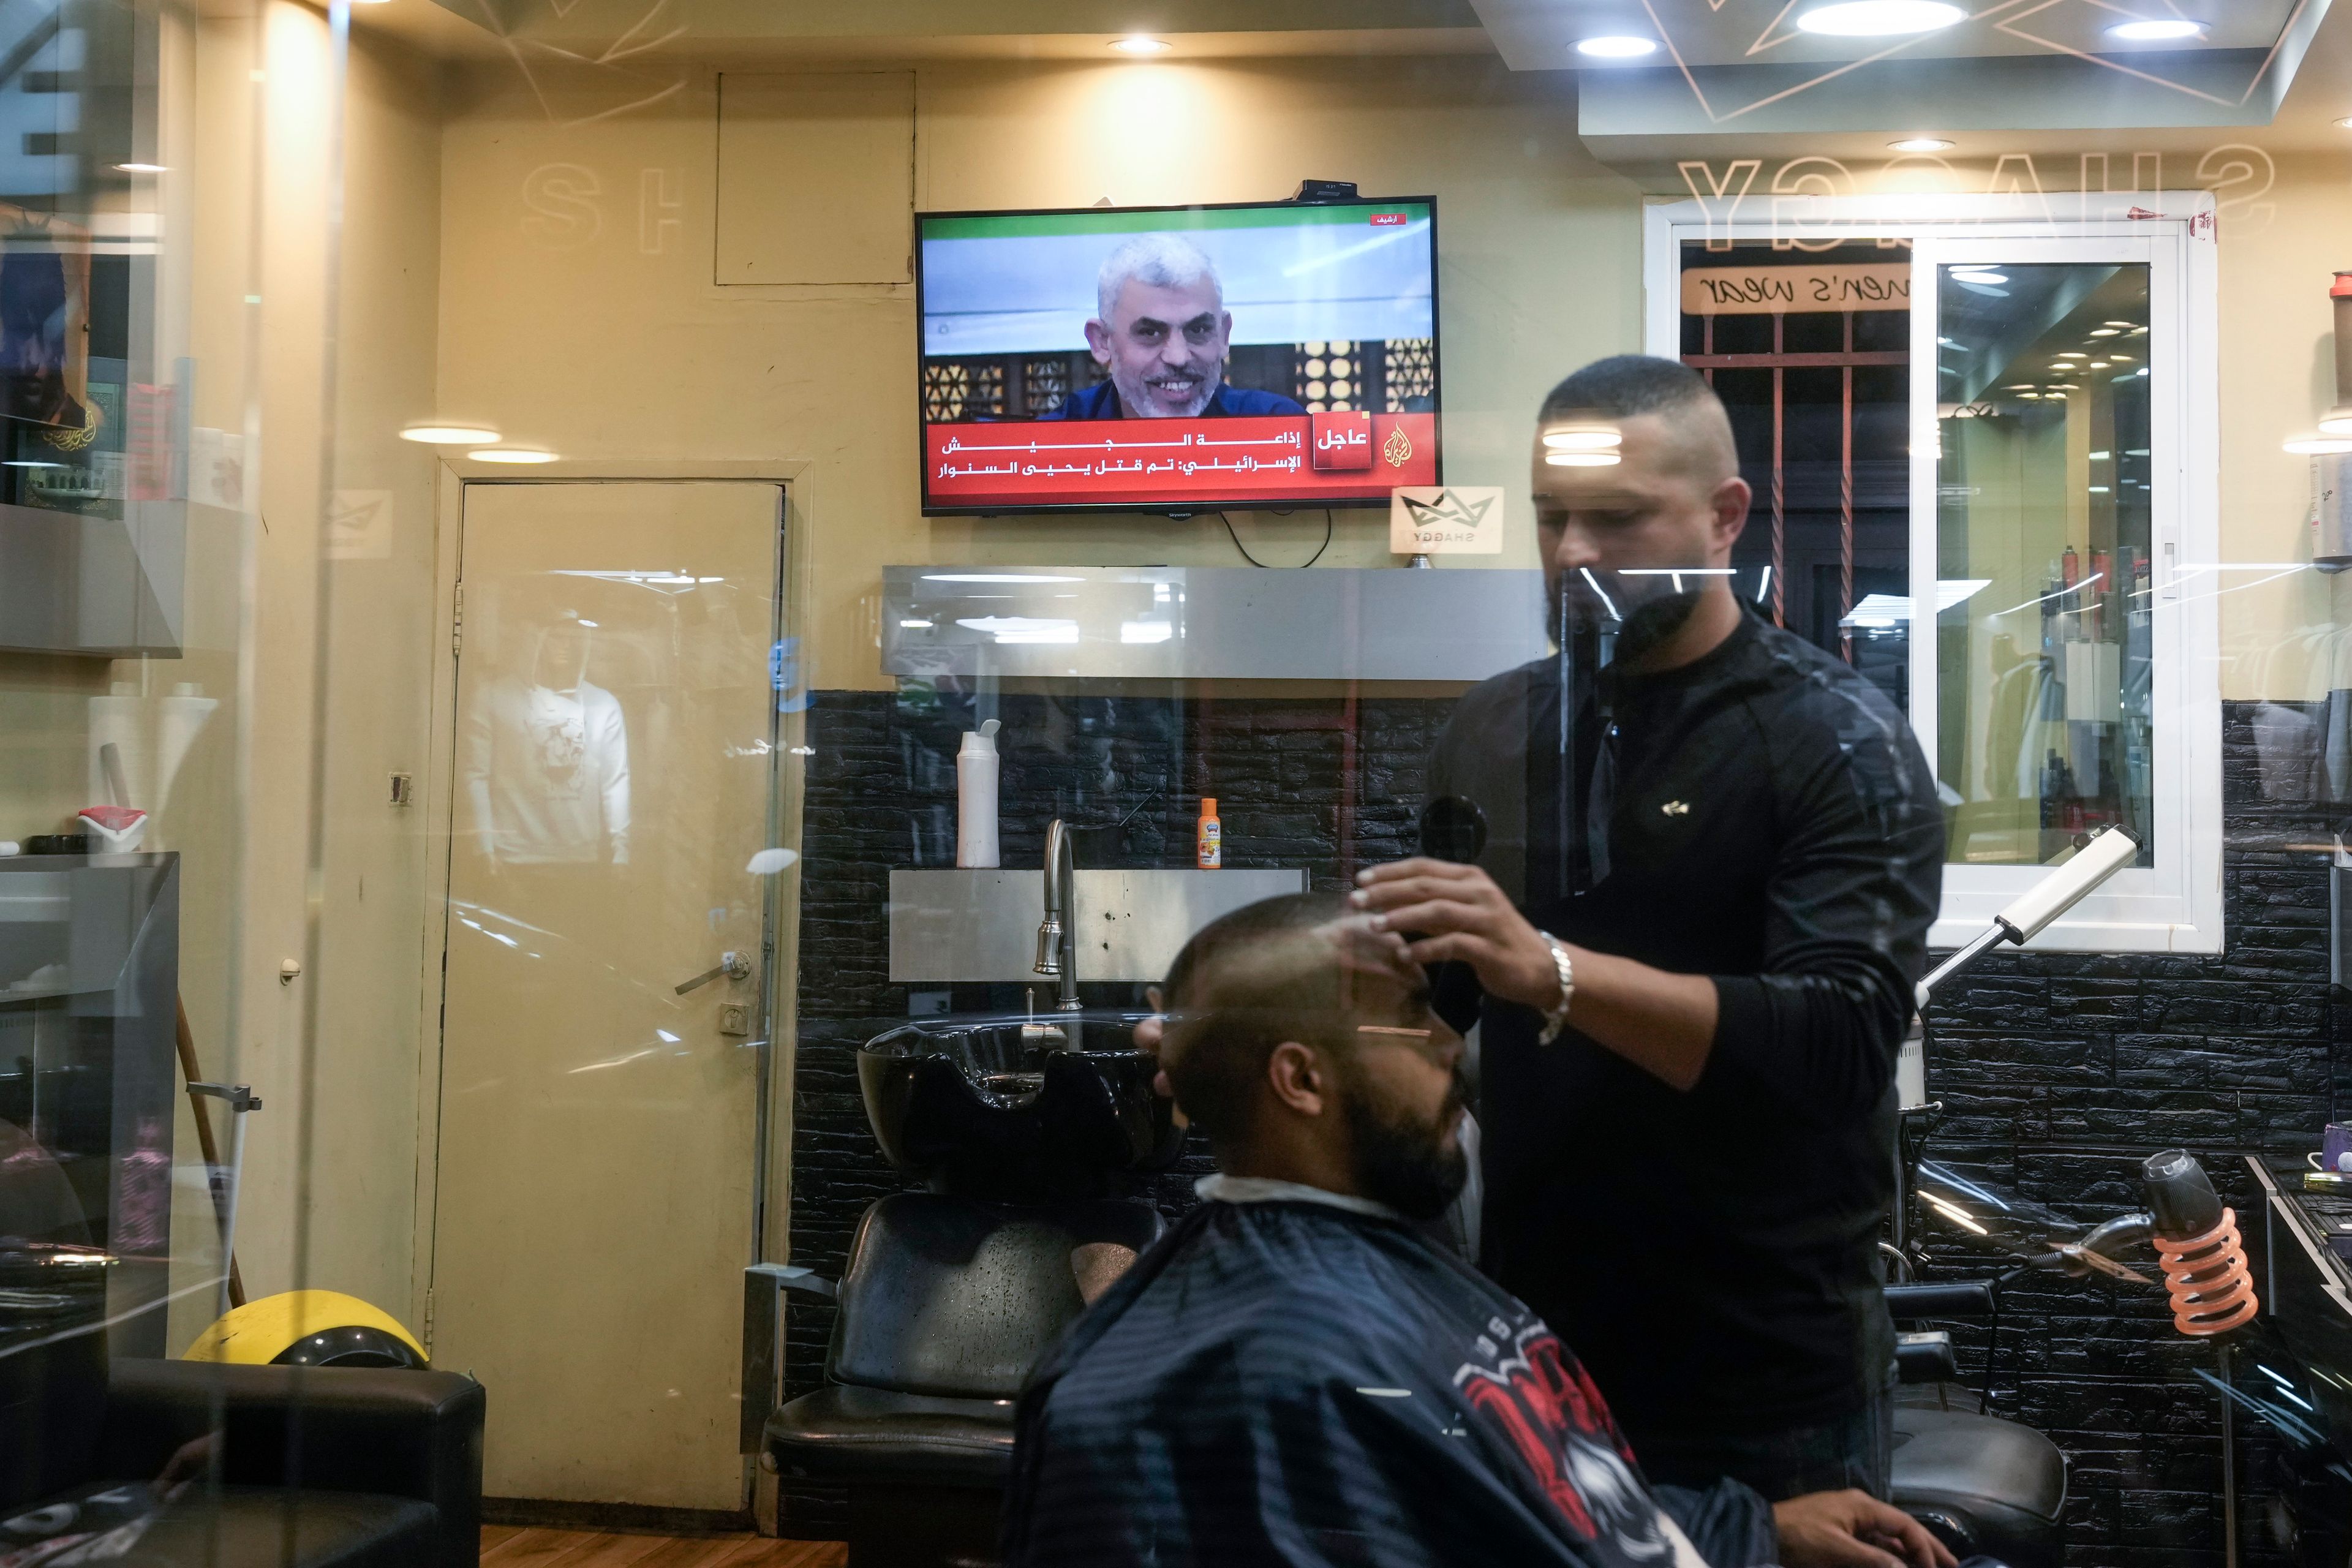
[1351,858,1561,1012]
[1771,1491,1956,1568]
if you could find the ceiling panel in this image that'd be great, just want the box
[1472,0,2305,70]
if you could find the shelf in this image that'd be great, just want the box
[883,565,1547,682]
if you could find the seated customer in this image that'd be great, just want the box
[1002,893,1955,1568]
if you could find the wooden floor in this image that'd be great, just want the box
[480,1526,848,1567]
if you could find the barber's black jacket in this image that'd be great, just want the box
[1429,604,1942,1444]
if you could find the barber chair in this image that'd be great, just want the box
[1887,1281,2067,1568]
[764,1012,1179,1568]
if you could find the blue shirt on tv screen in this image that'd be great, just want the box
[1039,381,1304,421]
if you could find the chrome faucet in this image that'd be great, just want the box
[1034,818,1082,1012]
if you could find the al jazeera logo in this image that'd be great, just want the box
[1382,426,1413,469]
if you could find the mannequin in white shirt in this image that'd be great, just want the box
[463,615,631,871]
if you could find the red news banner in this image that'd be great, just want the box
[926,410,1439,508]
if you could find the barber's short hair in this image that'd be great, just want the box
[1538,353,1719,426]
[1538,354,1735,482]
[1097,233,1224,324]
[1159,891,1356,1150]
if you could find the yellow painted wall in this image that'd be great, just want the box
[161,6,443,1344]
[2208,151,2352,703]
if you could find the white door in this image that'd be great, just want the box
[429,480,785,1509]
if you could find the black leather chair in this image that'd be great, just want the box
[1887,1281,2067,1568]
[767,1191,1163,1566]
[10,1358,485,1568]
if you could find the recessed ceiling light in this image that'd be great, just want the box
[470,448,559,464]
[1575,34,1660,58]
[2089,328,2120,336]
[1543,428,1624,449]
[1110,35,1170,53]
[1795,2,1967,37]
[2286,436,2352,454]
[114,162,165,173]
[1888,136,1954,152]
[2057,352,2087,358]
[2088,361,2111,369]
[2320,413,2352,435]
[401,423,501,444]
[1545,452,1623,467]
[2106,18,2204,41]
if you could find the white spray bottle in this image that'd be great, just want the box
[957,718,1002,869]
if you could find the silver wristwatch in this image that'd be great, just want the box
[1535,932,1575,1046]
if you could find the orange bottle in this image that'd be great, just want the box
[1196,798,1222,869]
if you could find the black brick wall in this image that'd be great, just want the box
[785,687,2344,1565]
[1920,701,2345,1568]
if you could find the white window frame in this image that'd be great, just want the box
[1642,193,2222,954]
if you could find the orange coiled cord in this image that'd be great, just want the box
[2152,1207,2259,1336]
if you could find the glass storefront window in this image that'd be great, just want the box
[10,10,2352,1565]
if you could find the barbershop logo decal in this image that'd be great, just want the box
[1455,1319,1678,1559]
[1676,146,2274,252]
[1390,486,1504,556]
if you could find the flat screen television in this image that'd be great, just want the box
[916,197,1441,516]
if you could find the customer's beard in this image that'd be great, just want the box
[1342,1068,1472,1221]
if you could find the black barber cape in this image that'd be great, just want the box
[1428,604,1943,1447]
[1001,1196,1777,1568]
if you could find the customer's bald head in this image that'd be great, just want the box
[1158,892,1470,1216]
[1535,354,1739,489]
[1161,894,1370,1144]
[1159,894,1431,1148]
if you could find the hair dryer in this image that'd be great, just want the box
[2141,1148,2257,1336]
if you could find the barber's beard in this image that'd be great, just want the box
[1114,365,1215,418]
[1342,1067,1472,1221]
[1613,589,1703,665]
[1550,577,1706,667]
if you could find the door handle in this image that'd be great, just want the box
[676,951,752,995]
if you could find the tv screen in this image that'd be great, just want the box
[916,197,1440,515]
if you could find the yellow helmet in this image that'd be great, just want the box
[183,1290,427,1369]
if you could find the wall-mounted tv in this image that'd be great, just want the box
[916,197,1441,516]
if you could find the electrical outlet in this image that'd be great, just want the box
[719,1003,751,1037]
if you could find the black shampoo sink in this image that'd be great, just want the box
[859,1012,1182,1191]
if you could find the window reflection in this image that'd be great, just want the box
[1936,263,2154,866]
[464,611,632,869]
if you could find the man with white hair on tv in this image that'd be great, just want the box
[1043,232,1306,420]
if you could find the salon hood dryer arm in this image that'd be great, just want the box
[1916,827,2141,1008]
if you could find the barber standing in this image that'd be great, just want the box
[1353,355,1942,1503]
